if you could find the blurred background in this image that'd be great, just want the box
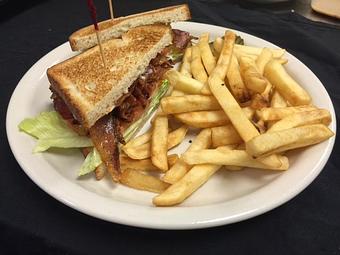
[1,0,338,26]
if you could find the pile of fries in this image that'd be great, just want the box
[116,31,334,206]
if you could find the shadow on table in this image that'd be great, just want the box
[0,0,47,23]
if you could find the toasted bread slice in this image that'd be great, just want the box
[48,25,172,129]
[69,4,190,51]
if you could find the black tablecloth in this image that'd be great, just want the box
[1,0,339,254]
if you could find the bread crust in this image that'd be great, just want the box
[69,4,190,51]
[48,25,172,129]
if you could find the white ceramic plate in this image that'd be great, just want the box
[6,22,336,229]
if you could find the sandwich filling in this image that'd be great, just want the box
[50,29,191,181]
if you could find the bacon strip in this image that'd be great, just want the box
[172,29,191,50]
[89,114,121,182]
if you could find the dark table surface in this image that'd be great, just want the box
[1,0,340,254]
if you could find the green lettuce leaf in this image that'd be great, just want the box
[123,79,170,142]
[19,111,93,152]
[78,148,102,176]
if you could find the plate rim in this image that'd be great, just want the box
[6,21,337,230]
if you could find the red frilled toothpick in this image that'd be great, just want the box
[87,0,107,68]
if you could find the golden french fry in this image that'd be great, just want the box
[167,154,179,167]
[270,90,287,108]
[254,119,266,134]
[226,55,250,102]
[208,76,259,142]
[123,126,188,159]
[277,58,288,65]
[256,48,273,75]
[175,110,228,128]
[171,90,186,96]
[267,109,331,133]
[121,156,160,171]
[161,95,220,114]
[213,38,283,59]
[180,47,192,77]
[213,37,223,54]
[264,60,311,105]
[191,45,208,83]
[240,56,268,94]
[94,163,106,180]
[216,145,243,171]
[199,33,216,75]
[163,128,212,184]
[267,90,288,128]
[250,93,269,110]
[211,124,243,147]
[200,84,212,95]
[153,164,221,206]
[246,124,334,157]
[211,31,235,80]
[151,116,168,171]
[123,130,152,149]
[182,149,289,170]
[208,32,259,141]
[120,154,178,172]
[120,169,169,193]
[234,44,285,58]
[256,106,316,121]
[234,52,258,62]
[236,143,246,150]
[165,69,204,94]
[261,80,273,102]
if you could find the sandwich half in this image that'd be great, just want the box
[69,4,191,51]
[47,24,191,182]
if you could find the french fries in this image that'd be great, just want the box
[94,163,106,180]
[264,60,311,105]
[191,45,208,83]
[208,32,259,142]
[250,93,269,110]
[123,131,152,148]
[270,90,287,108]
[180,47,192,77]
[234,44,285,59]
[171,90,186,96]
[182,149,289,170]
[256,48,273,75]
[246,124,334,157]
[174,107,253,129]
[165,69,204,94]
[213,38,285,59]
[240,57,268,93]
[175,110,229,128]
[153,164,220,206]
[163,128,212,184]
[120,169,169,193]
[123,126,188,160]
[211,124,243,147]
[89,30,334,208]
[267,109,331,133]
[151,116,169,171]
[226,55,250,102]
[161,95,220,114]
[120,154,179,172]
[267,90,287,128]
[167,154,179,167]
[198,33,216,75]
[213,37,223,54]
[256,106,316,121]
